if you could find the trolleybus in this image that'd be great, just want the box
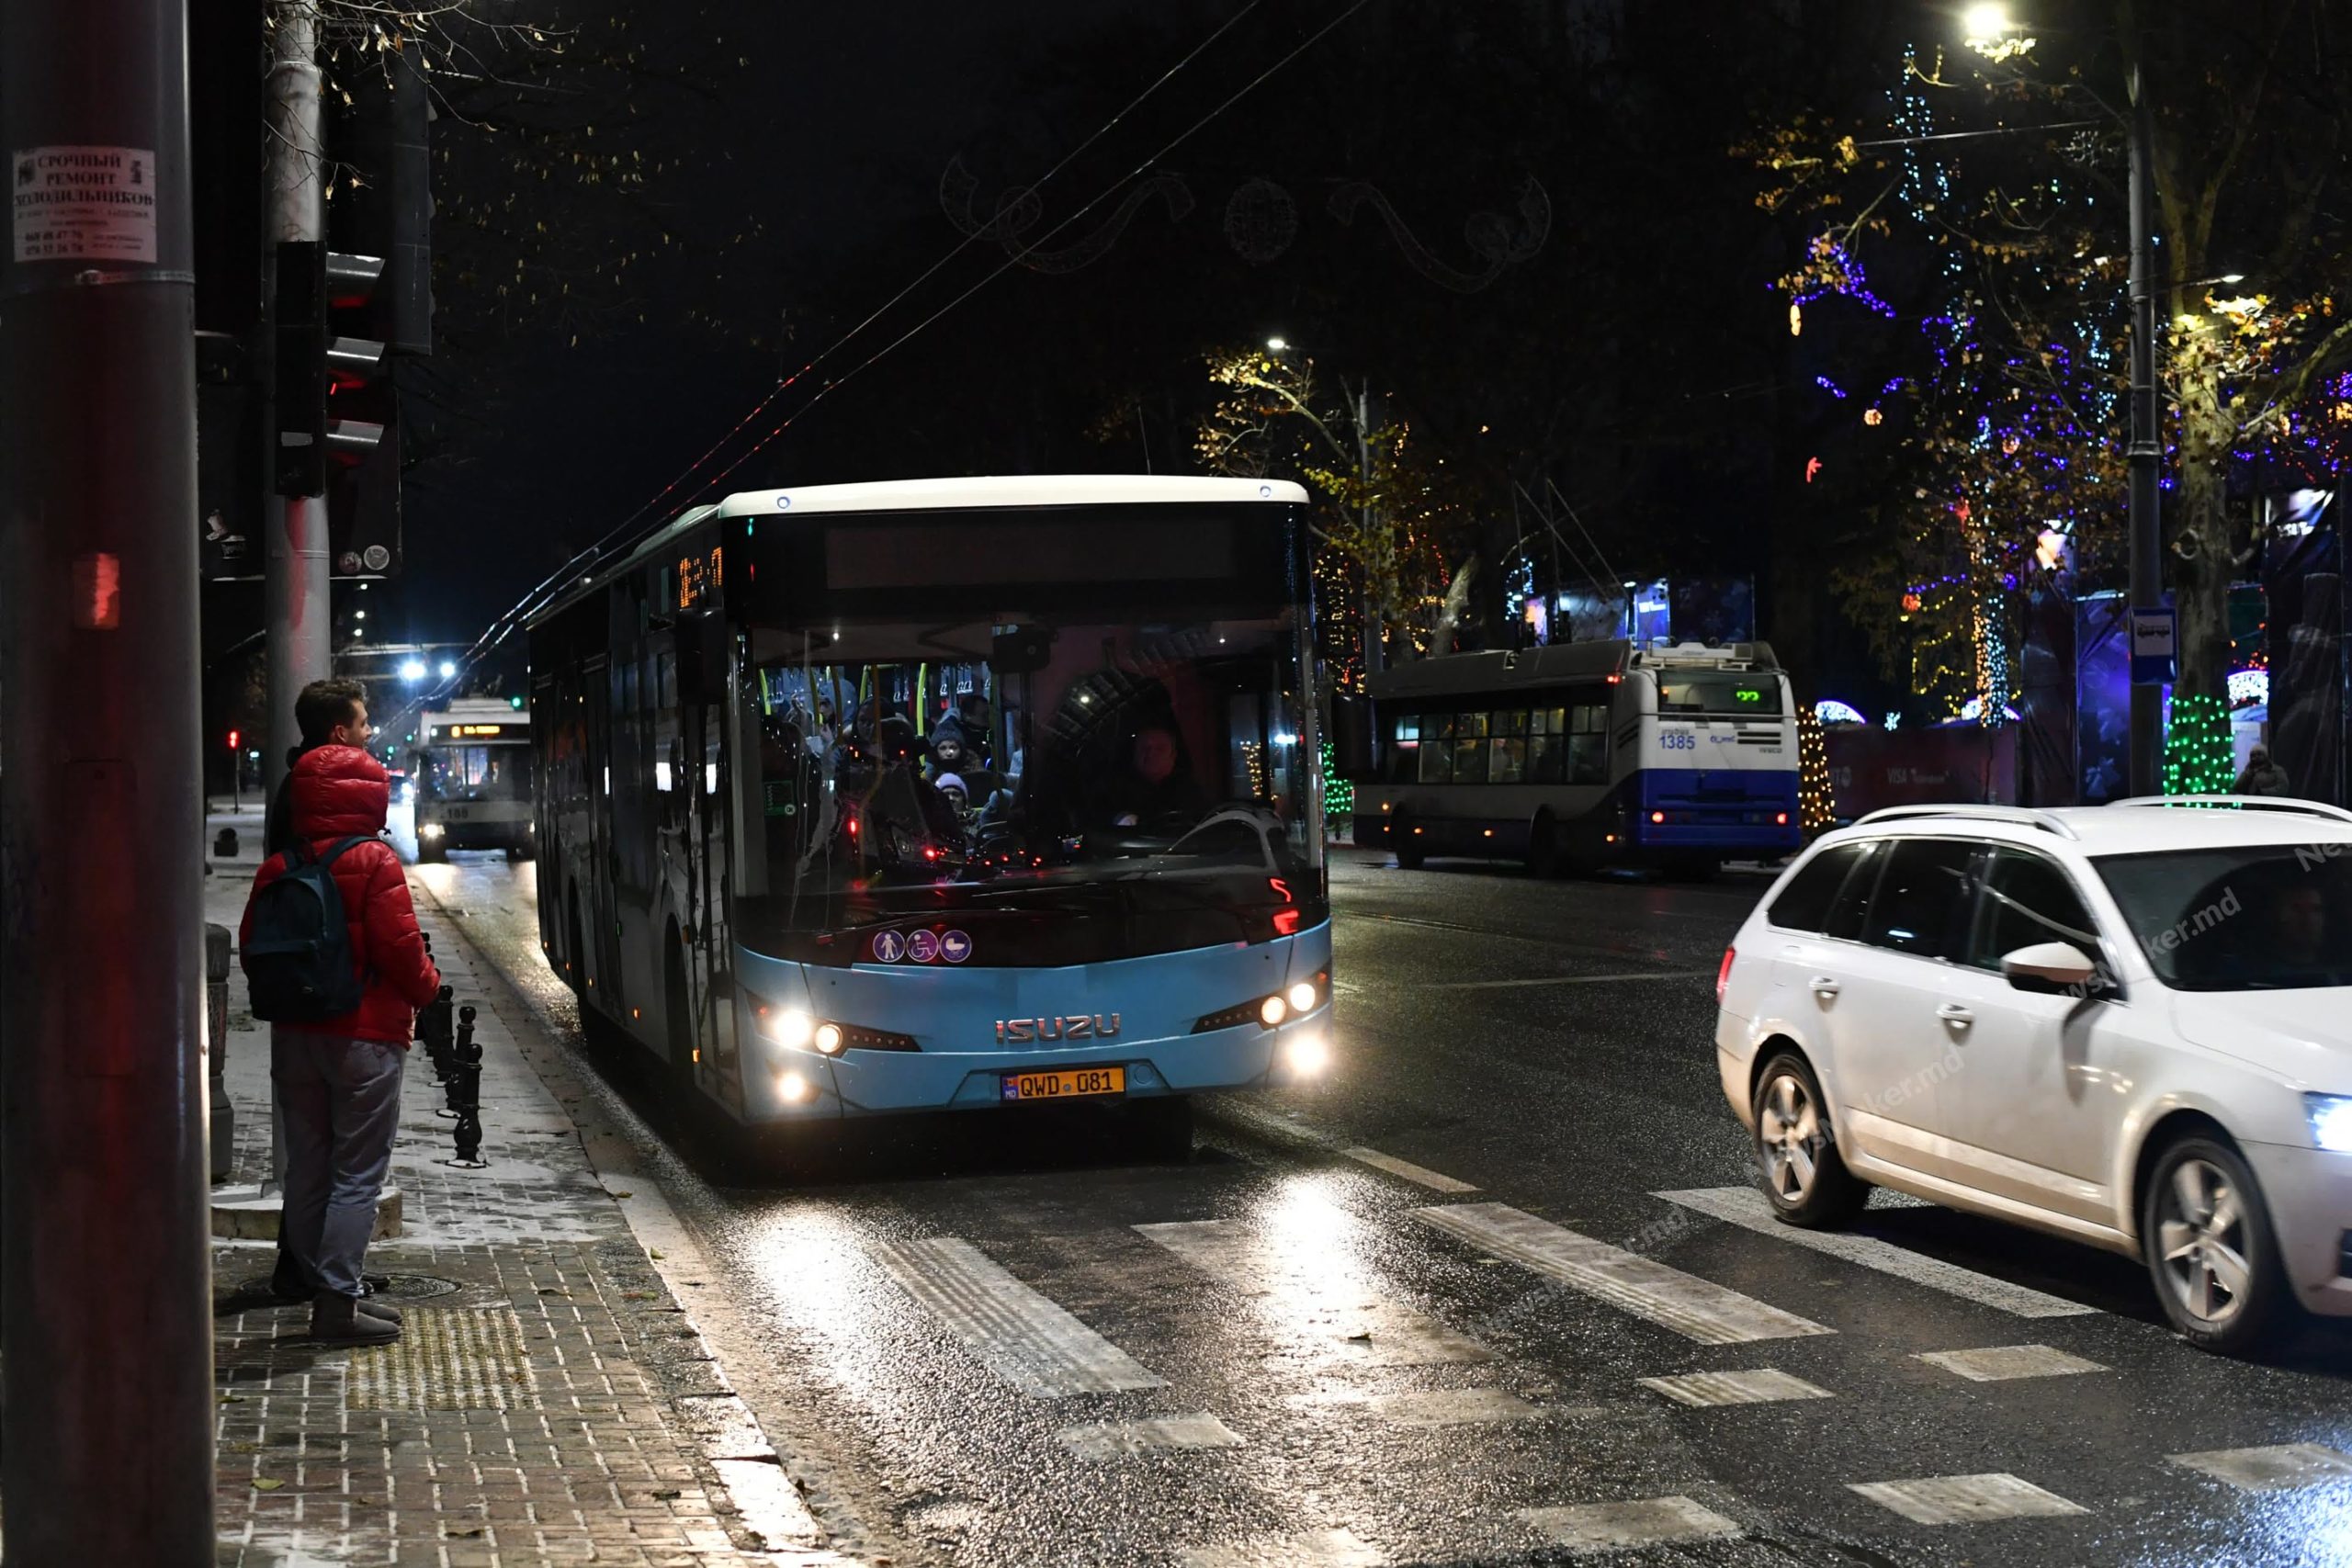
[1354,638,1801,874]
[413,696,536,861]
[527,476,1332,1149]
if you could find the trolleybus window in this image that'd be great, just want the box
[736,615,1318,963]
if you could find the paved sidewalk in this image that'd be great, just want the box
[206,812,852,1567]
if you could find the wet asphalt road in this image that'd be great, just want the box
[405,836,2352,1568]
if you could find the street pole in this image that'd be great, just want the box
[266,0,330,800]
[0,0,218,1559]
[1356,383,1385,678]
[2125,60,2163,797]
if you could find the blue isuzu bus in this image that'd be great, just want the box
[528,475,1332,1154]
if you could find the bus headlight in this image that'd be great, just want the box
[1283,1033,1331,1076]
[419,822,446,840]
[1286,980,1318,1013]
[1259,995,1288,1027]
[813,1022,844,1056]
[776,1069,812,1104]
[752,998,813,1052]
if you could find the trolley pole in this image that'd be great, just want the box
[0,0,219,1560]
[265,0,330,799]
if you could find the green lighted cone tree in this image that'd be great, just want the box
[1319,739,1354,821]
[2164,694,2234,799]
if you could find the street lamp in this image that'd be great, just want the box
[437,660,457,680]
[1265,336,1289,353]
[399,660,426,682]
[1966,4,2158,794]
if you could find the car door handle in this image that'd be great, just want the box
[1937,1002,1974,1030]
[1809,976,1841,999]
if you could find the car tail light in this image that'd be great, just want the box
[1715,946,1736,1005]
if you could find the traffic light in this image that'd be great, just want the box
[226,728,240,751]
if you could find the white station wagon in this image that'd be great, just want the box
[1713,797,2352,1353]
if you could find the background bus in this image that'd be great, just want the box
[526,475,1332,1150]
[1353,639,1800,874]
[413,696,536,862]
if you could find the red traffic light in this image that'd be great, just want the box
[226,728,241,750]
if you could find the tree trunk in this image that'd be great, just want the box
[2172,368,2233,703]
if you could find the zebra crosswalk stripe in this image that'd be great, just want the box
[1652,1187,2098,1318]
[870,1235,1162,1397]
[1416,1202,1832,1345]
[1137,1217,1489,1365]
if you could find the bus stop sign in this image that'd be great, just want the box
[2130,606,2177,685]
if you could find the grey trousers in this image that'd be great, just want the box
[271,1031,406,1299]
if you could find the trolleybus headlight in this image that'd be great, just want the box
[751,998,813,1051]
[419,822,446,840]
[813,1022,844,1056]
[1286,980,1318,1013]
[1283,1033,1331,1076]
[1259,995,1289,1027]
[776,1070,812,1104]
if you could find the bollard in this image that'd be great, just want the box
[421,984,455,1086]
[437,998,467,1120]
[212,827,239,860]
[206,924,233,1182]
[446,1004,487,1168]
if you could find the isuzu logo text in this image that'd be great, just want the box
[995,1014,1122,1043]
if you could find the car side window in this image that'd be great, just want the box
[1967,848,2103,971]
[1861,838,1980,961]
[1822,839,1885,942]
[1768,842,1869,932]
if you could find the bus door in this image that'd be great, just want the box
[678,625,739,1104]
[582,649,621,1002]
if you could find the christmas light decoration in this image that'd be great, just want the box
[1797,706,1838,834]
[1320,738,1353,820]
[2163,694,2235,797]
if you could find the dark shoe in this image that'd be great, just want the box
[311,1292,400,1344]
[268,1264,317,1303]
[356,1294,403,1325]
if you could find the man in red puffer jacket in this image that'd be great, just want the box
[241,691,441,1344]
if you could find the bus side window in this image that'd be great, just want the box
[1389,714,1421,784]
[1419,716,1453,784]
[1490,709,1527,784]
[1570,703,1608,784]
[1451,712,1489,784]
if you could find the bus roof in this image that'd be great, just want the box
[1366,640,1781,701]
[532,476,1310,630]
[711,475,1310,518]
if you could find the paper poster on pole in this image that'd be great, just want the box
[11,146,159,265]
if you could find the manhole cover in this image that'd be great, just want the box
[228,1273,461,1303]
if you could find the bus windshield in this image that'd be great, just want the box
[735,614,1320,962]
[420,743,533,801]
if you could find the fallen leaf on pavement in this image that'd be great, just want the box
[252,1479,284,1492]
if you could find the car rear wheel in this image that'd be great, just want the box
[2143,1135,2293,1355]
[1752,1051,1868,1227]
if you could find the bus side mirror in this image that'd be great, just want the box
[1329,695,1374,781]
[674,610,727,705]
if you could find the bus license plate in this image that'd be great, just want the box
[1001,1066,1126,1102]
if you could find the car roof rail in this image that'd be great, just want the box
[1850,804,2082,841]
[2107,794,2352,824]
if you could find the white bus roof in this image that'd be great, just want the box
[533,476,1311,628]
[712,474,1310,517]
